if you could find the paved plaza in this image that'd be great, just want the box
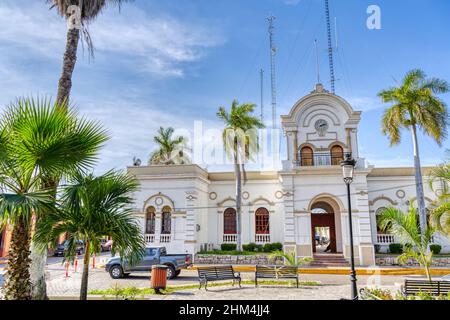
[0,254,437,300]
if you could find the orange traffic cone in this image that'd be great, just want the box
[74,253,78,273]
[65,261,70,278]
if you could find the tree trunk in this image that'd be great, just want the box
[234,153,242,251]
[3,217,32,300]
[56,27,80,106]
[411,124,427,235]
[30,180,57,300]
[29,241,48,300]
[80,240,90,300]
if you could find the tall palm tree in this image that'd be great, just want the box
[379,206,435,281]
[48,0,132,105]
[149,127,190,165]
[34,171,146,300]
[217,100,265,251]
[379,69,449,235]
[429,155,450,237]
[0,97,108,299]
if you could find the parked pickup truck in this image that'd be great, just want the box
[105,246,192,279]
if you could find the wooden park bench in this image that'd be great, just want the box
[255,265,299,288]
[197,265,241,290]
[402,279,450,297]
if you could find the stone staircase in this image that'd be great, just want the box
[310,253,349,267]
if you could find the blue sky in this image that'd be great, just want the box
[0,0,449,173]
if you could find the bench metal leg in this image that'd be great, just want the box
[255,277,258,288]
[238,278,242,288]
[296,277,299,288]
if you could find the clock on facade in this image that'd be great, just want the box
[314,119,329,136]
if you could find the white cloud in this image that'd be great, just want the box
[0,0,224,77]
[347,96,383,112]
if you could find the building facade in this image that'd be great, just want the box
[128,85,448,266]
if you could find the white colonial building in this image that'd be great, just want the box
[128,84,449,266]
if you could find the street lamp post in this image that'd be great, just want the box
[341,153,358,300]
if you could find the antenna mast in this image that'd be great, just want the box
[267,16,277,129]
[260,69,264,123]
[324,0,336,94]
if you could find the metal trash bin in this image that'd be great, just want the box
[150,265,168,294]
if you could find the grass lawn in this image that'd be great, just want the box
[89,280,321,298]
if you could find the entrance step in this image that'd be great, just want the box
[311,254,349,267]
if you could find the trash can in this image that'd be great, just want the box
[150,265,168,294]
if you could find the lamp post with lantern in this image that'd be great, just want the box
[341,153,358,300]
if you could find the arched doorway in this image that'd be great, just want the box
[311,201,337,253]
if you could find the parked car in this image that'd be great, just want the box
[101,239,112,252]
[53,240,85,257]
[105,246,192,279]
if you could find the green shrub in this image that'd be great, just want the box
[221,243,237,251]
[430,244,442,255]
[243,243,257,252]
[271,242,283,251]
[389,243,403,254]
[364,288,394,300]
[255,244,264,252]
[374,244,380,254]
[262,243,273,252]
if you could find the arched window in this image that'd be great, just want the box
[375,207,387,233]
[161,206,172,234]
[255,208,270,234]
[330,145,344,166]
[300,147,314,166]
[145,206,156,234]
[224,208,237,234]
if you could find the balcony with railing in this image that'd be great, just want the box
[376,234,396,244]
[255,234,270,244]
[159,234,172,243]
[145,234,155,244]
[294,152,350,168]
[376,234,436,245]
[223,234,237,243]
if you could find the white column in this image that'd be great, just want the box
[184,191,197,256]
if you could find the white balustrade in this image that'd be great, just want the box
[255,234,270,244]
[376,234,395,244]
[160,234,172,243]
[144,234,155,244]
[223,234,237,243]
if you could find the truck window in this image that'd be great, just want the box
[145,248,157,256]
[160,248,166,256]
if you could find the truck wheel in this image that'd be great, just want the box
[109,265,124,279]
[174,270,181,277]
[166,266,176,279]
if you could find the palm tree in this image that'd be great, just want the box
[0,159,54,300]
[149,127,190,165]
[48,0,132,105]
[379,206,435,281]
[429,155,450,237]
[379,69,449,235]
[217,100,265,251]
[0,97,108,299]
[34,171,146,300]
[269,250,313,267]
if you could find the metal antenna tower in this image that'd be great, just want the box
[324,0,336,94]
[260,69,264,123]
[267,16,277,129]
